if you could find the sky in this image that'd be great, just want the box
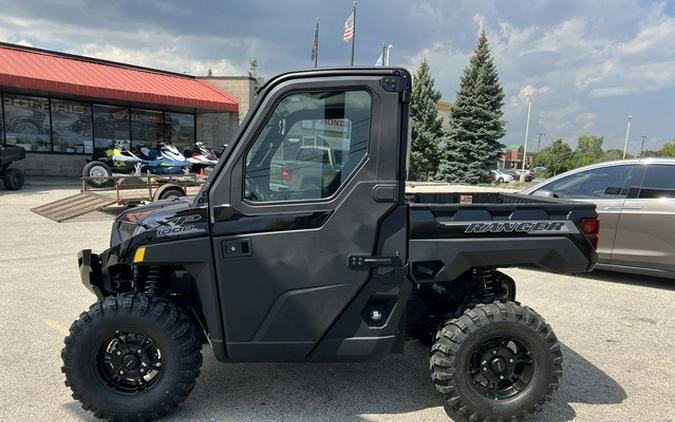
[0,0,673,154]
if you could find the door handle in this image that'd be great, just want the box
[349,254,402,269]
[602,206,641,210]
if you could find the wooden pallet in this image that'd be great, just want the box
[31,192,118,223]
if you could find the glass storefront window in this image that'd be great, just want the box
[0,97,4,143]
[131,109,164,151]
[0,94,196,156]
[165,112,195,149]
[3,95,51,152]
[93,105,131,156]
[51,99,93,154]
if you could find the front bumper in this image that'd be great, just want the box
[78,249,103,298]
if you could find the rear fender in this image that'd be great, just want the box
[409,236,596,283]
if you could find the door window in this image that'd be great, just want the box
[538,165,633,199]
[244,90,371,202]
[638,165,675,198]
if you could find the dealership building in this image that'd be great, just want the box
[0,42,255,176]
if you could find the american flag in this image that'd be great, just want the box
[343,11,354,42]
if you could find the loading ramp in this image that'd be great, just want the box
[30,192,118,223]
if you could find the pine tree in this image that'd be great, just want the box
[409,58,444,181]
[437,31,506,183]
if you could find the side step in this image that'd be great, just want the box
[31,192,117,223]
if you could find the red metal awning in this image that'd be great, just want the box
[0,43,239,113]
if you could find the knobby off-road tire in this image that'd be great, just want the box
[430,301,562,421]
[62,294,203,421]
[2,167,24,190]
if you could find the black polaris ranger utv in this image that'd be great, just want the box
[63,67,598,421]
[0,143,26,190]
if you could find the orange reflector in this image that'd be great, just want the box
[133,247,146,263]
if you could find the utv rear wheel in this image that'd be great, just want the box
[3,167,24,190]
[62,294,202,421]
[430,301,562,421]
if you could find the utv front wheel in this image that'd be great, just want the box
[430,301,562,421]
[62,294,202,421]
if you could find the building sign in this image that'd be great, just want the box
[302,118,351,135]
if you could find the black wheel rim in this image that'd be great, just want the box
[466,335,534,400]
[95,331,164,394]
[11,173,22,186]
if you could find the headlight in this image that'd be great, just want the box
[111,222,144,246]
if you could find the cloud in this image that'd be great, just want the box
[406,1,675,150]
[0,14,246,76]
[0,0,672,152]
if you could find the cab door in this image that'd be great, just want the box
[207,70,411,361]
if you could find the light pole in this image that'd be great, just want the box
[520,92,533,183]
[536,132,546,154]
[622,115,632,159]
[640,135,647,157]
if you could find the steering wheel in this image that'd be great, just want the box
[245,175,266,201]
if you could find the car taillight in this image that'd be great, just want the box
[281,165,292,182]
[580,218,600,250]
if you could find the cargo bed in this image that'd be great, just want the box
[407,191,598,281]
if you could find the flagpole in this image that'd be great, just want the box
[314,18,319,68]
[350,0,357,66]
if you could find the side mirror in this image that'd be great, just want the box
[533,189,558,198]
[604,186,621,195]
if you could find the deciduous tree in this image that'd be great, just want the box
[574,135,603,167]
[537,139,574,176]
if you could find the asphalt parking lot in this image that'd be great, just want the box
[1,183,674,422]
